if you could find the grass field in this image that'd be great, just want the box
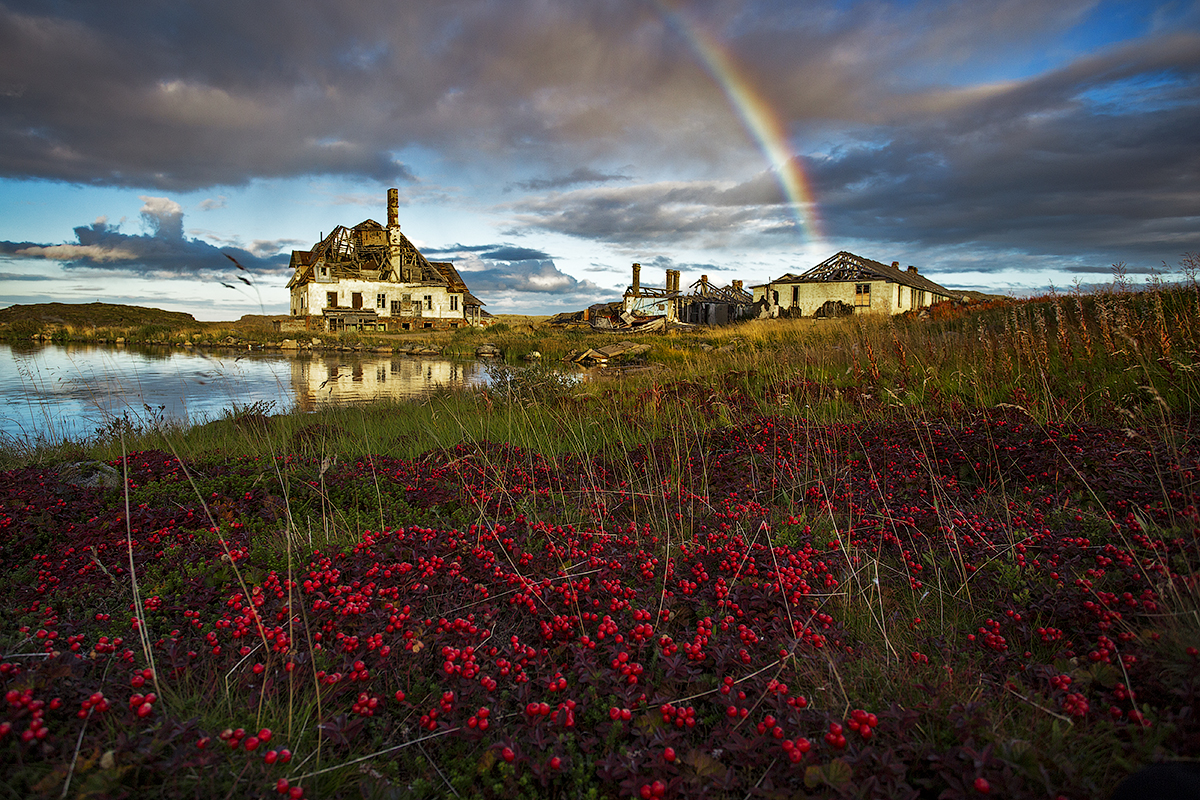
[0,280,1196,798]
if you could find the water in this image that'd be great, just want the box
[0,343,490,444]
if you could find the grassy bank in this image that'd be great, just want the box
[0,283,1197,798]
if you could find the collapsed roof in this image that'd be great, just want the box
[792,251,957,298]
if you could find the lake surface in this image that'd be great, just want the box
[0,343,491,444]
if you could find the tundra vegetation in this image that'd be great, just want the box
[0,267,1198,799]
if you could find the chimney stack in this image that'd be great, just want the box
[732,280,743,292]
[632,263,641,295]
[701,274,709,290]
[387,188,399,229]
[907,266,918,275]
[666,269,680,293]
[891,261,899,269]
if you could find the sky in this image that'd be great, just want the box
[0,0,1198,320]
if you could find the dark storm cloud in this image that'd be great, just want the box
[477,246,552,262]
[808,33,1200,269]
[1,0,1197,279]
[506,173,795,247]
[513,167,631,191]
[0,0,699,191]
[1,197,290,275]
[0,271,55,281]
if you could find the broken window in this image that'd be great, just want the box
[390,300,403,314]
[377,293,387,309]
[326,292,337,308]
[855,283,871,308]
[424,295,433,311]
[791,286,799,307]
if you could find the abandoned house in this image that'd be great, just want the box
[286,189,486,331]
[679,275,756,325]
[621,263,682,323]
[618,263,760,327]
[752,251,959,317]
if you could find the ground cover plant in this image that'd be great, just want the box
[0,276,1198,798]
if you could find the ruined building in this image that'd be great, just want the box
[287,189,485,331]
[618,263,756,327]
[752,251,958,317]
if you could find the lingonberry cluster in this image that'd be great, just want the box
[0,407,1195,797]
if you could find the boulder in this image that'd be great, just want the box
[58,462,122,490]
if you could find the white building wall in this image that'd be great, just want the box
[292,280,463,320]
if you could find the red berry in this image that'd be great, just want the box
[502,746,515,763]
[275,779,289,794]
[244,736,260,752]
[974,778,990,794]
[663,747,676,762]
[549,756,562,770]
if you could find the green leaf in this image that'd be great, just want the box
[825,758,853,786]
[685,750,727,779]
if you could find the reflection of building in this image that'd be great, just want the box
[752,251,958,317]
[286,189,486,330]
[290,353,484,412]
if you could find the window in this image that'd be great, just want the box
[326,291,337,308]
[377,293,387,309]
[854,283,871,308]
[390,300,403,314]
[450,295,459,311]
[424,295,433,311]
[352,292,363,309]
[791,286,799,307]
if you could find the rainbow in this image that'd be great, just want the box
[654,0,825,247]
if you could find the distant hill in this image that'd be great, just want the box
[0,302,198,330]
[957,290,1012,302]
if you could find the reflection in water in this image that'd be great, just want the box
[291,354,484,412]
[0,343,489,443]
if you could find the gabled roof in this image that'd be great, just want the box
[783,251,957,298]
[430,261,468,292]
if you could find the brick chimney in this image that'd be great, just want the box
[387,188,399,230]
[387,188,403,280]
[907,266,918,275]
[891,261,899,269]
[732,280,743,292]
[632,263,641,295]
